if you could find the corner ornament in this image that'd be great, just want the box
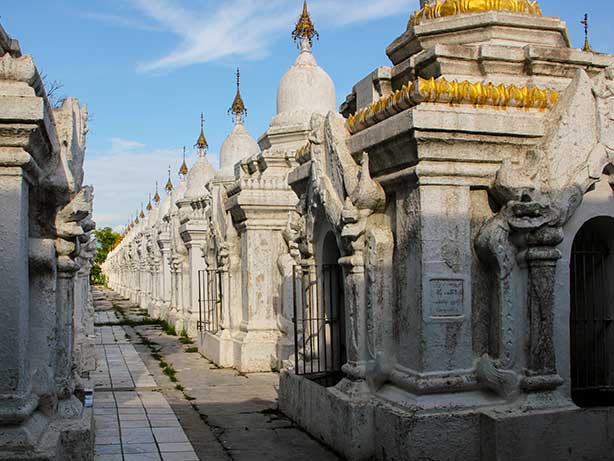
[409,0,542,28]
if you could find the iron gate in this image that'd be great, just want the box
[198,269,222,334]
[293,264,346,387]
[570,218,614,407]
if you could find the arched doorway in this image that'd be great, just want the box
[293,230,346,386]
[321,232,346,378]
[570,216,614,407]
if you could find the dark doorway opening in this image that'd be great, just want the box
[570,216,614,407]
[293,232,346,387]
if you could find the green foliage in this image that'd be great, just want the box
[160,320,177,336]
[179,329,194,344]
[185,347,198,353]
[91,227,121,286]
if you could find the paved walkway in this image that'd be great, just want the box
[93,290,199,461]
[93,288,339,461]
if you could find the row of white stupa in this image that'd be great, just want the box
[124,12,336,230]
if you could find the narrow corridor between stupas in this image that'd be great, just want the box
[92,288,338,461]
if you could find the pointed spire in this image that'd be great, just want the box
[165,165,174,193]
[179,146,189,177]
[292,0,319,48]
[195,113,208,154]
[139,204,145,219]
[146,193,153,211]
[228,68,247,123]
[135,209,140,224]
[153,181,161,204]
[581,13,593,52]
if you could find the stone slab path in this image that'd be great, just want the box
[93,288,340,461]
[94,290,199,461]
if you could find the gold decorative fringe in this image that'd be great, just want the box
[409,0,542,28]
[347,77,559,134]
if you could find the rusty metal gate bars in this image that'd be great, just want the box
[570,220,614,407]
[293,264,346,387]
[197,269,222,334]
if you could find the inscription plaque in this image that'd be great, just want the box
[429,278,464,318]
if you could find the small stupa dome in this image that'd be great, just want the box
[219,123,259,174]
[218,68,259,176]
[273,1,336,127]
[185,155,216,198]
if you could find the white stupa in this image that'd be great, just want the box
[218,69,259,178]
[184,116,216,198]
[271,0,336,128]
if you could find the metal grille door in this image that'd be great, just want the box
[293,264,346,387]
[198,269,222,333]
[570,218,614,407]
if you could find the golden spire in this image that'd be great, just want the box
[146,193,153,211]
[135,210,140,224]
[292,0,319,47]
[179,146,189,177]
[139,204,145,219]
[153,181,161,204]
[165,165,174,193]
[581,13,592,52]
[195,113,208,153]
[228,68,247,123]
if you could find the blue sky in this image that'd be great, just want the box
[2,0,613,230]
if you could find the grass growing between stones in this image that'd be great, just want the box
[159,360,178,382]
[185,347,199,353]
[179,329,194,345]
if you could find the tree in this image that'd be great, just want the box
[91,227,121,286]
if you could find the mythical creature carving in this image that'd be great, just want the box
[475,68,614,396]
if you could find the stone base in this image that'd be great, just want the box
[0,405,94,461]
[279,371,614,460]
[199,330,291,373]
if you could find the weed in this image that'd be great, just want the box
[179,331,194,345]
[183,393,196,401]
[175,384,185,392]
[185,347,198,353]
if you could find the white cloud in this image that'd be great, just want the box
[130,0,418,72]
[84,138,213,229]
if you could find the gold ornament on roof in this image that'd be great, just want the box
[139,205,145,219]
[179,146,189,176]
[195,113,208,152]
[409,0,542,27]
[347,77,559,134]
[165,166,173,192]
[581,13,592,53]
[146,193,153,211]
[228,68,247,123]
[292,0,319,46]
[153,182,161,204]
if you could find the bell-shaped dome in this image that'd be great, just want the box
[219,122,259,176]
[159,193,172,221]
[273,39,336,127]
[185,155,216,198]
[172,179,187,208]
[147,206,159,227]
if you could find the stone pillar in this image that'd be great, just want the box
[523,227,564,391]
[0,162,37,430]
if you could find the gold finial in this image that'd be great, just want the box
[179,146,189,176]
[195,113,208,152]
[153,181,161,204]
[146,193,153,211]
[228,68,247,123]
[139,204,145,219]
[292,0,319,47]
[135,210,140,224]
[581,13,592,52]
[165,165,174,192]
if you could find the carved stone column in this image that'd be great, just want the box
[523,226,564,391]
